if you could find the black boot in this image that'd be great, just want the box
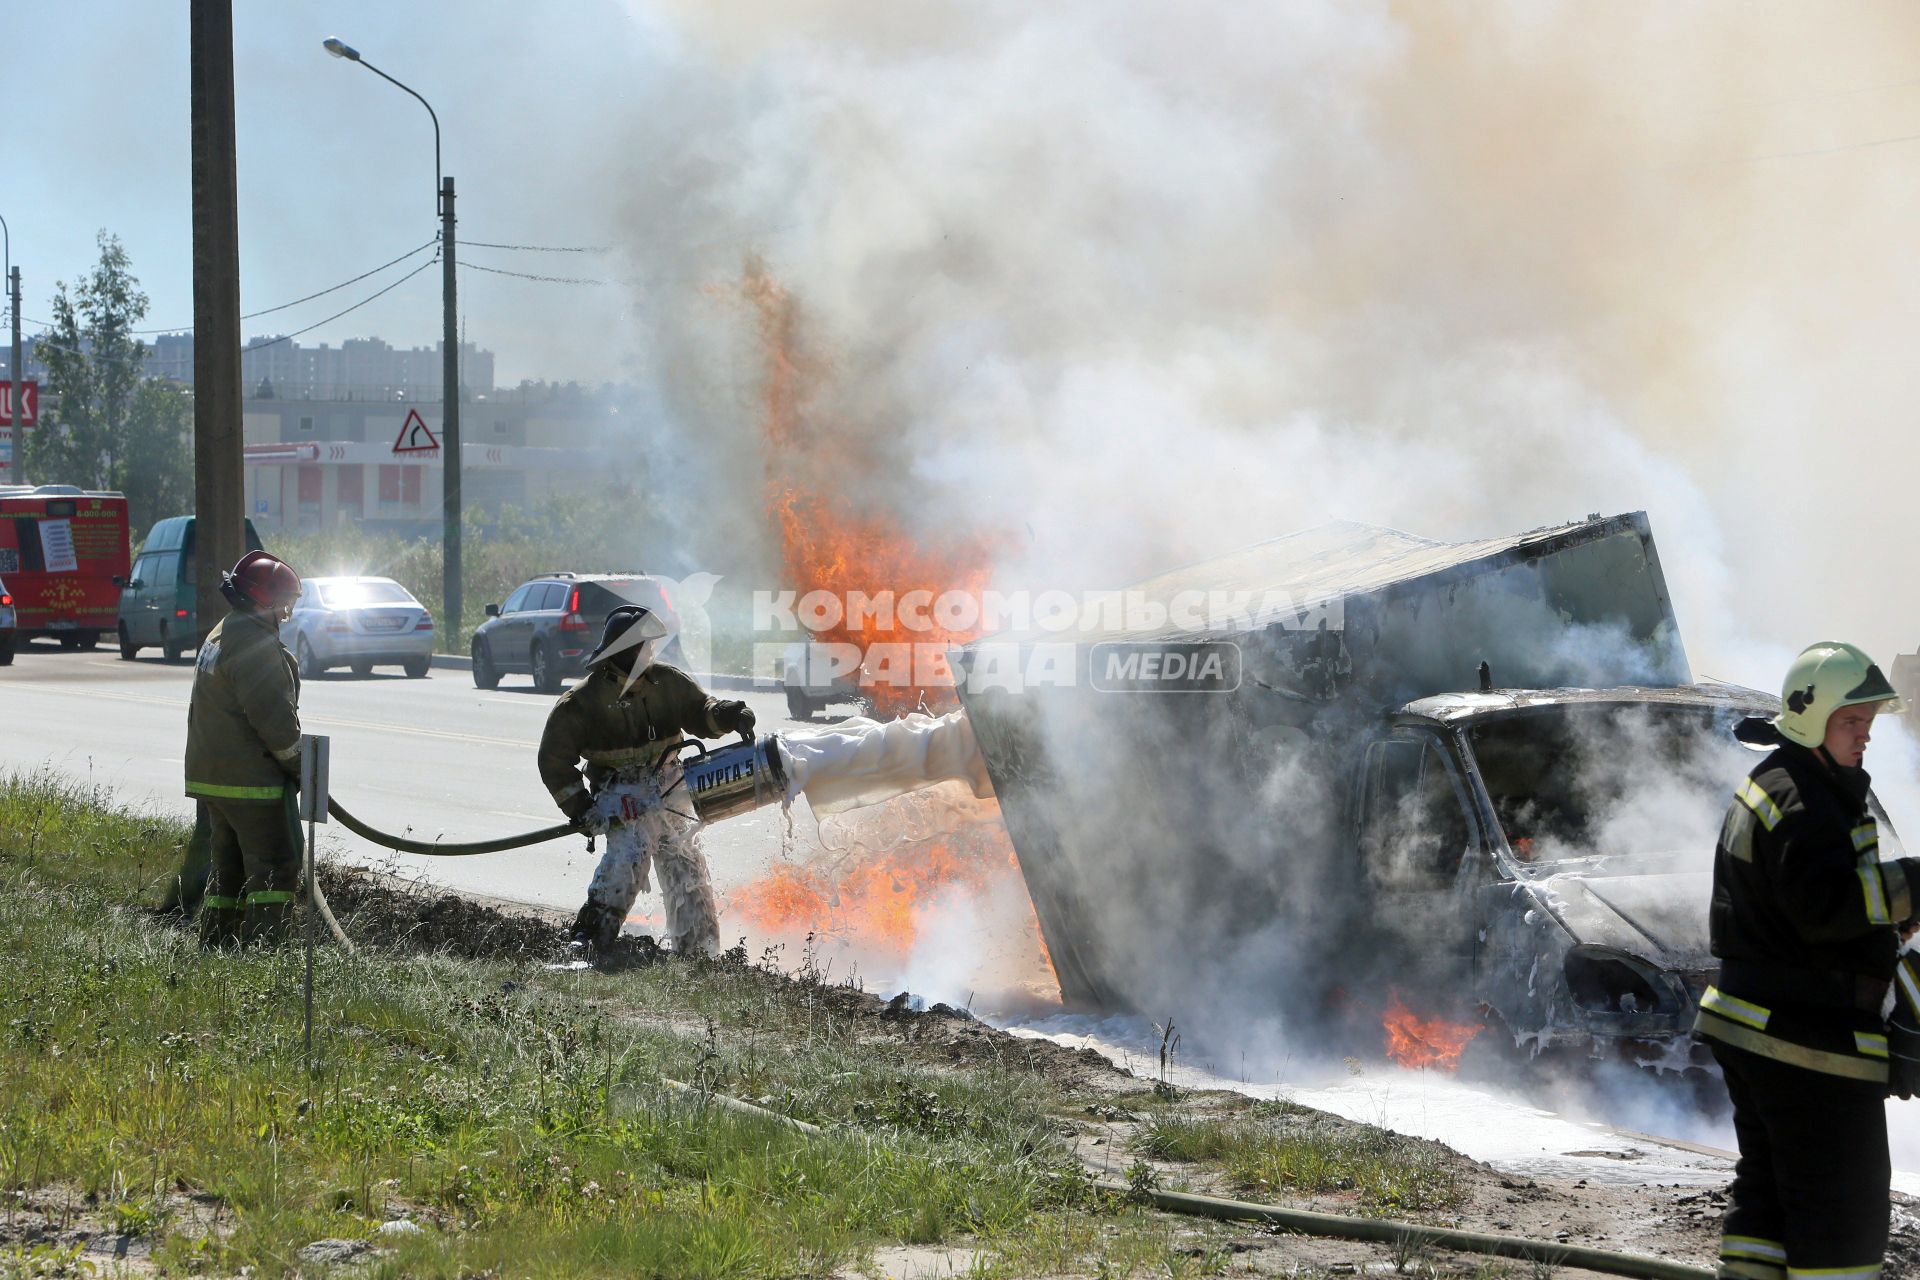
[567,902,621,957]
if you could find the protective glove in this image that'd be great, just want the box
[714,700,756,740]
[562,791,596,827]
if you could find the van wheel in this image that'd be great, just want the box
[785,687,812,720]
[472,641,501,690]
[403,656,430,679]
[0,638,13,666]
[118,624,139,661]
[532,642,561,694]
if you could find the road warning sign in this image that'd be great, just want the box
[392,408,441,455]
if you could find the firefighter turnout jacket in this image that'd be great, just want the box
[1696,740,1920,1083]
[185,610,302,803]
[537,664,728,816]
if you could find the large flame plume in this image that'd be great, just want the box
[748,259,997,717]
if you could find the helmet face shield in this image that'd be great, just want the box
[1772,641,1902,747]
[586,605,670,674]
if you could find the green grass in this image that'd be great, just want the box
[0,773,1129,1277]
[1135,1111,1464,1216]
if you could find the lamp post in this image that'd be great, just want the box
[323,37,462,636]
[0,214,20,486]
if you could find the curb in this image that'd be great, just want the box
[429,653,778,693]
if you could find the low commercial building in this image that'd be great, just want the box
[241,391,629,535]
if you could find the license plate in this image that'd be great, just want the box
[362,616,406,632]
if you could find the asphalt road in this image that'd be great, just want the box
[0,640,821,917]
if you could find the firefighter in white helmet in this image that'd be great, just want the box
[1696,641,1918,1280]
[536,605,754,958]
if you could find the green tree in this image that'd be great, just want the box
[119,381,195,531]
[27,231,193,529]
[29,232,149,486]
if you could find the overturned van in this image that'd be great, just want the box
[953,513,1875,1064]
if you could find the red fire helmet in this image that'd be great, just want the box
[225,550,301,609]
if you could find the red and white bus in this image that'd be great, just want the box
[0,485,132,650]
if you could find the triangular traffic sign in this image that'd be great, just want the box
[392,408,441,454]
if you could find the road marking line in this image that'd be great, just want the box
[80,689,537,749]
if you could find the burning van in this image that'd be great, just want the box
[953,513,1856,1067]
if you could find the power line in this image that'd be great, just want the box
[1733,127,1920,163]
[463,238,609,254]
[130,239,439,334]
[458,260,606,287]
[22,255,439,362]
[245,255,440,349]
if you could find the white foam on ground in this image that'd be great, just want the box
[1004,1011,1847,1191]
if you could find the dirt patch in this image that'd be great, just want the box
[315,864,566,961]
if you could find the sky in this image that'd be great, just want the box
[9,1,661,386]
[8,1,1920,676]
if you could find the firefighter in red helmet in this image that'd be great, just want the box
[183,551,306,946]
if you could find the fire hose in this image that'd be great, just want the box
[642,1082,1712,1280]
[325,796,576,857]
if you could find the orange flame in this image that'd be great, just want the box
[736,263,1052,988]
[733,822,1007,954]
[747,260,998,716]
[1382,989,1482,1071]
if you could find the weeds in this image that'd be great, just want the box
[1136,1113,1463,1215]
[0,773,1098,1276]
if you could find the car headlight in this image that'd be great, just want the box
[1563,945,1671,1015]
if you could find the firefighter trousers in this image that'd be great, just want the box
[1709,1040,1889,1280]
[199,790,302,948]
[581,769,720,957]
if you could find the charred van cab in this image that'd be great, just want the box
[1353,683,1826,1066]
[956,513,1869,1071]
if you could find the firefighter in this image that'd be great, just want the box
[538,605,755,958]
[1696,641,1920,1280]
[184,550,306,947]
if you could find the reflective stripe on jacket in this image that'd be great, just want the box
[184,610,302,803]
[537,664,725,811]
[1697,741,1919,1081]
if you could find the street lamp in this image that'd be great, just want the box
[0,213,20,487]
[322,36,463,637]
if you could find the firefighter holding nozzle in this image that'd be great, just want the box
[183,551,306,948]
[1696,642,1920,1279]
[538,605,756,958]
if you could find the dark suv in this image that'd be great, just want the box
[471,573,676,693]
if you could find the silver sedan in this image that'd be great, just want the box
[281,575,435,678]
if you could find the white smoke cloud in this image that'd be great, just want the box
[614,0,1920,683]
[610,0,1920,1151]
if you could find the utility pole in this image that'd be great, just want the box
[441,176,461,637]
[190,0,244,643]
[9,266,21,487]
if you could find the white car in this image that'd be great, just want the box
[0,575,14,666]
[281,575,434,678]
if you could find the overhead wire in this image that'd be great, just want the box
[458,260,606,287]
[130,238,440,334]
[244,255,440,349]
[462,238,609,254]
[20,254,439,362]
